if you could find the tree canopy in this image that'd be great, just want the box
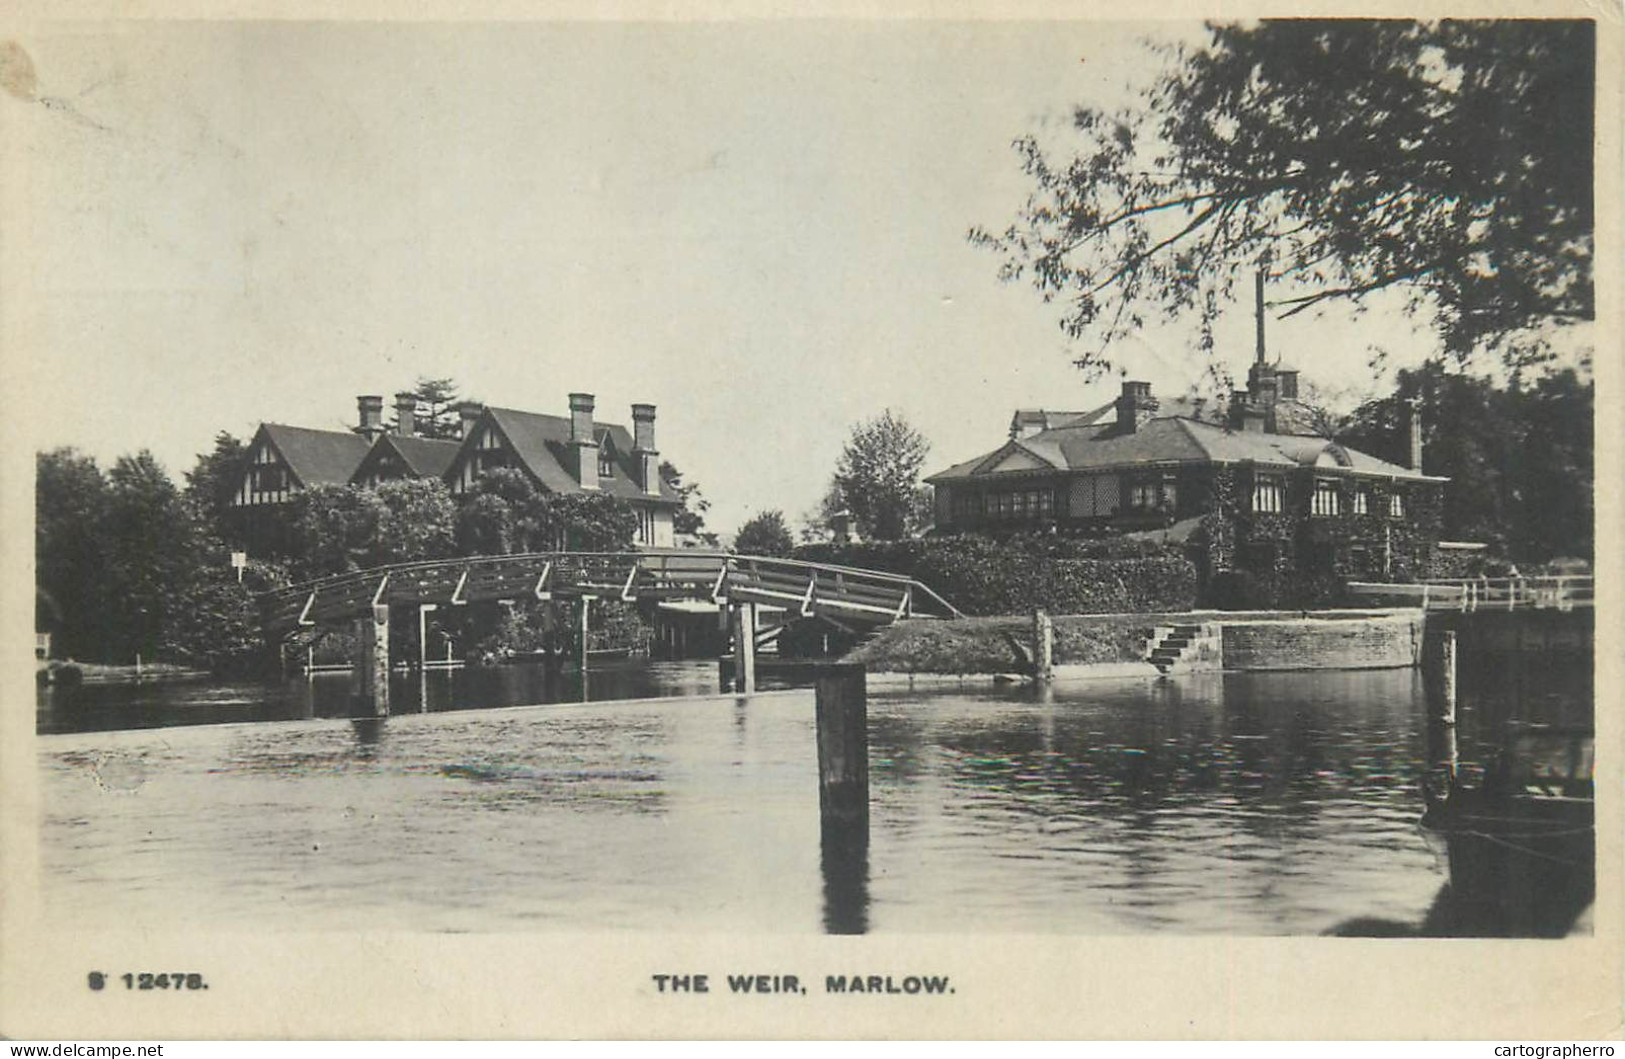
[733,509,795,557]
[972,19,1595,374]
[1339,362,1592,562]
[833,409,932,541]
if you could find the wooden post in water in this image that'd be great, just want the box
[578,596,593,674]
[731,603,757,694]
[1032,609,1054,683]
[353,604,390,716]
[815,664,869,835]
[1430,630,1457,724]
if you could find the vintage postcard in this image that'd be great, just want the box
[1,0,1619,1040]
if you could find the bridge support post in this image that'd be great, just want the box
[815,664,868,839]
[1032,609,1054,683]
[352,604,390,717]
[730,603,757,694]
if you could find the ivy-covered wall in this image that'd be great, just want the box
[793,536,1198,617]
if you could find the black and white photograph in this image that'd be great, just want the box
[2,3,1618,1040]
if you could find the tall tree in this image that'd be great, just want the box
[103,451,207,662]
[182,431,247,540]
[833,409,931,541]
[1339,363,1592,562]
[972,20,1594,374]
[733,510,795,557]
[408,376,465,439]
[659,459,713,541]
[36,448,111,659]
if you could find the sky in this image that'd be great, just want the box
[5,19,1594,536]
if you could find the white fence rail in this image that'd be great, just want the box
[1347,576,1593,612]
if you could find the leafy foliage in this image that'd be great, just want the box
[733,509,795,557]
[833,409,932,541]
[36,449,112,659]
[973,19,1594,373]
[795,535,1197,616]
[407,376,466,439]
[182,431,247,537]
[372,478,457,565]
[659,459,714,541]
[1339,363,1592,562]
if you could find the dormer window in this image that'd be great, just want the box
[598,449,616,478]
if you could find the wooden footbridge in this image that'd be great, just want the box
[258,550,961,712]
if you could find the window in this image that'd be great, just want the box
[1311,479,1340,517]
[253,465,286,492]
[1353,488,1370,515]
[1252,474,1284,514]
[1037,490,1054,518]
[1389,491,1405,518]
[598,450,616,478]
[1129,480,1158,509]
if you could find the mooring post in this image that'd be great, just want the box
[1032,608,1054,683]
[353,604,390,716]
[731,603,757,694]
[1429,629,1457,725]
[815,664,869,837]
[579,596,593,674]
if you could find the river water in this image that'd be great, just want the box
[36,657,1588,935]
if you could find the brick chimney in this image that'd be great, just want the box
[631,403,660,496]
[1114,380,1158,433]
[1404,397,1423,471]
[356,395,385,441]
[393,392,418,438]
[567,392,599,490]
[455,401,483,439]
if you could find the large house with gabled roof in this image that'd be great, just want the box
[226,390,681,552]
[446,396,680,547]
[926,352,1448,605]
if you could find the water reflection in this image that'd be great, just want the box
[38,660,728,735]
[820,822,870,935]
[37,652,1591,935]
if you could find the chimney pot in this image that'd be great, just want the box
[567,392,598,489]
[1404,397,1423,470]
[1115,380,1157,433]
[455,401,483,439]
[393,392,418,439]
[356,395,385,440]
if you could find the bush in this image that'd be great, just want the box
[793,535,1197,616]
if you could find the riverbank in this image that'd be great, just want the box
[849,609,1423,679]
[36,659,211,686]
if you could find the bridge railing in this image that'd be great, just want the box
[257,550,963,634]
[1346,576,1593,612]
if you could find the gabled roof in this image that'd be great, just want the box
[350,433,462,484]
[259,424,371,488]
[480,406,681,504]
[388,435,462,478]
[927,409,1443,484]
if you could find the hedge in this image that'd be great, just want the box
[793,535,1197,617]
